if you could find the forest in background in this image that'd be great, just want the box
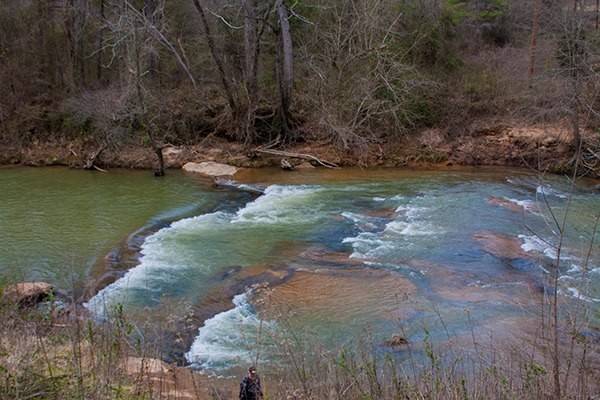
[1,0,600,174]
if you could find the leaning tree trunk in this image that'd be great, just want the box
[275,0,293,141]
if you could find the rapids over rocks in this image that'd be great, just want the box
[1,166,599,376]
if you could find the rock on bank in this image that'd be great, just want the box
[182,161,239,178]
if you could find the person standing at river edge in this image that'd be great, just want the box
[239,366,263,400]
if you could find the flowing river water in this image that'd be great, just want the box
[1,166,599,376]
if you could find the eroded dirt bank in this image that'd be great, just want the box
[2,120,598,178]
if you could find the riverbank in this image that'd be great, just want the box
[2,281,599,400]
[2,119,598,178]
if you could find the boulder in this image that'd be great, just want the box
[182,161,239,178]
[162,147,184,167]
[473,231,530,260]
[3,282,54,306]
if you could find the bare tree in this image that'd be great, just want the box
[191,0,239,117]
[528,0,542,84]
[275,0,294,141]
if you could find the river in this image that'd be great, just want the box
[1,166,598,376]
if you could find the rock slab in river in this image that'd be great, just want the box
[3,282,54,305]
[182,161,239,177]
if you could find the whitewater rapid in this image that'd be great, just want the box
[83,173,599,374]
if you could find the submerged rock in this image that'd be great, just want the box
[182,161,239,177]
[2,282,54,306]
[473,231,530,260]
[255,268,417,324]
[383,335,409,347]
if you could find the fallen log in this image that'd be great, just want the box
[255,148,339,168]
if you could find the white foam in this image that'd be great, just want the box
[536,185,568,199]
[565,287,600,303]
[373,197,387,202]
[342,204,437,258]
[385,220,436,236]
[567,264,581,274]
[232,185,320,224]
[86,184,323,317]
[387,206,436,236]
[214,178,265,194]
[518,234,558,259]
[343,233,393,259]
[341,212,378,230]
[504,197,536,211]
[185,292,268,371]
[518,234,578,262]
[85,211,230,318]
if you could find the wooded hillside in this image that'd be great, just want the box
[1,1,600,172]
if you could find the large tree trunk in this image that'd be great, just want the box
[64,0,88,89]
[131,10,165,177]
[64,0,78,91]
[528,0,541,85]
[243,0,258,145]
[596,0,600,30]
[144,0,160,80]
[191,0,238,113]
[96,0,106,82]
[275,0,294,140]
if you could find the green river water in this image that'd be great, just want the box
[1,166,598,375]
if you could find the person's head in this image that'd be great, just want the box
[248,366,257,378]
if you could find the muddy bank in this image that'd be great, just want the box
[2,120,598,178]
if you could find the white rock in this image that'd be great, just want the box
[182,161,239,177]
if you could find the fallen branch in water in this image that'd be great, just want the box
[254,148,339,168]
[93,165,108,173]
